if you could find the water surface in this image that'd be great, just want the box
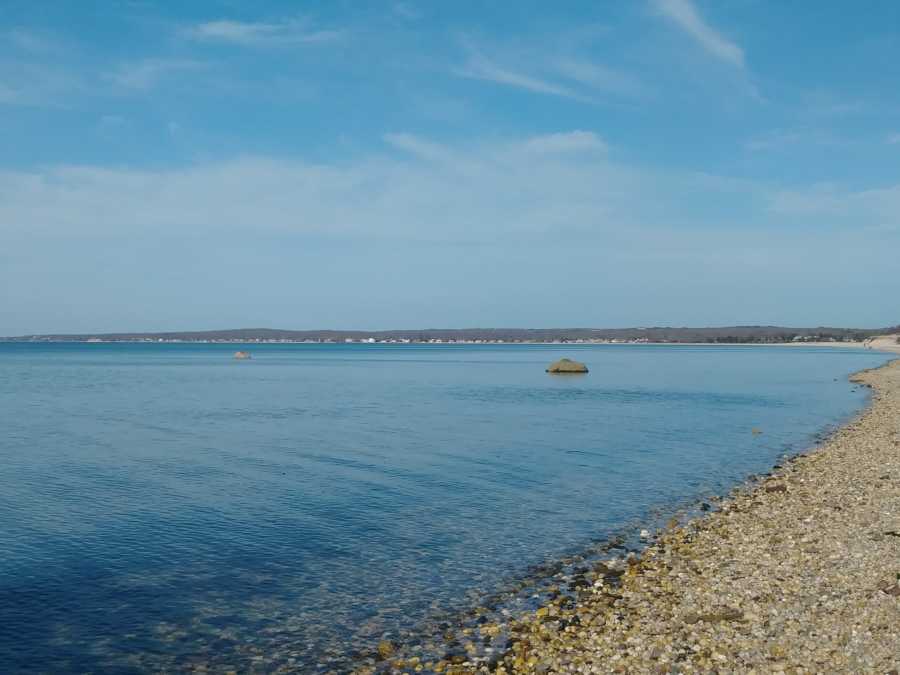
[0,343,890,672]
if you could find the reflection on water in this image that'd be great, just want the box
[0,343,889,672]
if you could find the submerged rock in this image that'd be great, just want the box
[545,358,588,374]
[376,640,395,660]
[233,351,252,360]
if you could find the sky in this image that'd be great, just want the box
[2,0,900,335]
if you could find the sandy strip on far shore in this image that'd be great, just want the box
[367,337,900,674]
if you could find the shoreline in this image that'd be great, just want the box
[0,340,889,348]
[357,348,900,673]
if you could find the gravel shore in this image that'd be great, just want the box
[369,351,900,674]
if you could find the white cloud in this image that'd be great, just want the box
[519,131,608,154]
[183,18,342,46]
[0,132,724,242]
[744,130,805,152]
[6,131,892,246]
[653,0,744,68]
[383,133,454,162]
[6,28,55,53]
[0,62,83,107]
[770,181,900,232]
[454,39,647,103]
[109,59,207,91]
[393,2,422,20]
[555,58,651,98]
[455,50,577,98]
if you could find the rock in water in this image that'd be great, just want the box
[377,640,396,660]
[233,351,252,360]
[546,358,588,374]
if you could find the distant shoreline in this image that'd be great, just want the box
[3,338,895,349]
[4,325,896,346]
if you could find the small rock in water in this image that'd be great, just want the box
[545,358,589,374]
[377,640,396,660]
[639,529,651,540]
[233,351,252,360]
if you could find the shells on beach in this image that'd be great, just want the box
[545,358,588,374]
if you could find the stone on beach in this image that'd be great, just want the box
[545,358,588,374]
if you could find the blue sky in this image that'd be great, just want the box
[2,0,899,334]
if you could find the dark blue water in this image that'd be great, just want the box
[0,343,890,672]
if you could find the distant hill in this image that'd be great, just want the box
[4,325,896,344]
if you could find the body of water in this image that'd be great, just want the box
[0,343,891,672]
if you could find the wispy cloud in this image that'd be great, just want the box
[653,0,744,68]
[0,131,701,242]
[519,131,608,154]
[183,18,342,46]
[383,133,454,163]
[5,28,56,53]
[392,2,423,21]
[0,62,83,107]
[454,37,648,104]
[109,59,207,91]
[744,128,856,152]
[744,129,805,152]
[554,58,652,98]
[456,49,577,99]
[770,181,900,233]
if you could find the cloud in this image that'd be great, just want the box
[653,0,744,68]
[5,28,55,53]
[744,129,806,152]
[4,133,898,333]
[0,131,732,243]
[519,131,608,154]
[109,59,207,91]
[383,133,454,162]
[0,61,83,107]
[392,2,422,20]
[7,131,891,247]
[455,50,577,98]
[183,18,342,46]
[769,181,900,232]
[454,39,647,103]
[554,58,651,98]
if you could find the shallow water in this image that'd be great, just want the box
[0,343,890,672]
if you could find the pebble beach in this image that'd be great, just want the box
[362,343,900,674]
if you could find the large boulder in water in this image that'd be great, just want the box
[546,358,588,374]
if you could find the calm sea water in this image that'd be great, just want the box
[0,343,891,672]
